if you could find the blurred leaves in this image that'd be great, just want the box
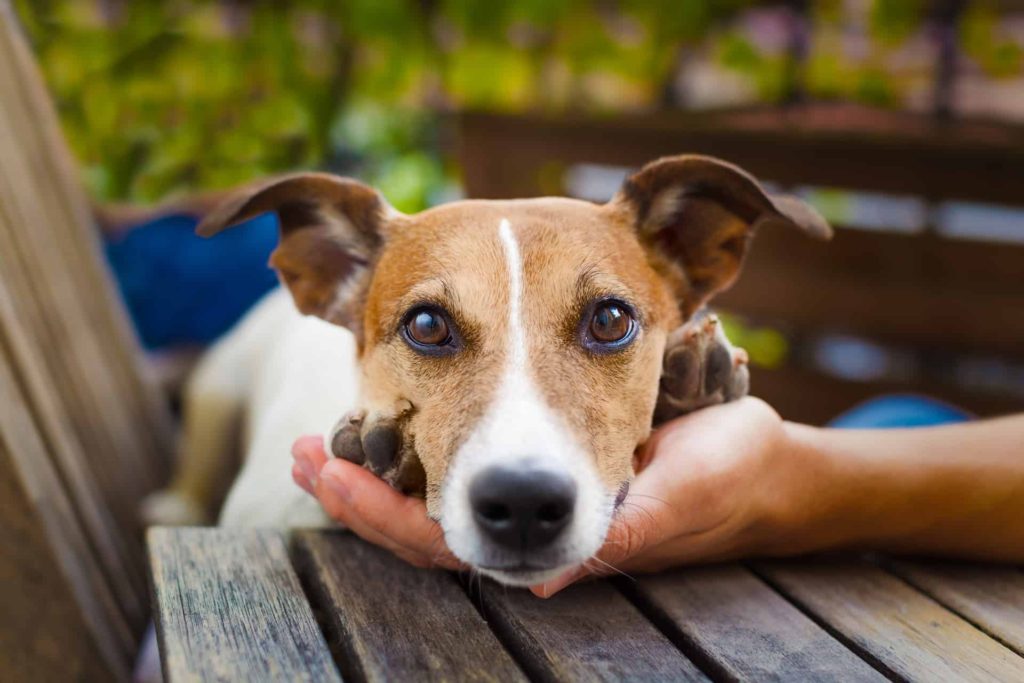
[17,0,1017,204]
[960,3,1023,78]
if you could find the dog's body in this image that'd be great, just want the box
[145,155,830,586]
[144,287,348,527]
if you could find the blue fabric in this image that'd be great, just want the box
[104,212,279,349]
[828,395,971,429]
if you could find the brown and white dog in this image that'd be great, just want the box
[143,155,830,587]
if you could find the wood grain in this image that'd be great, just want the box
[886,560,1024,656]
[0,336,132,680]
[757,560,1024,681]
[474,578,708,682]
[293,531,525,682]
[624,564,884,681]
[148,527,341,683]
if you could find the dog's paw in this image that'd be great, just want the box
[140,489,206,527]
[653,314,750,425]
[328,400,427,496]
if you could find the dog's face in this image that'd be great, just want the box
[200,156,828,585]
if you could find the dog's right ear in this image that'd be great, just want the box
[198,173,397,333]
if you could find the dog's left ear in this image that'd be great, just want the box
[614,155,831,314]
[197,173,398,334]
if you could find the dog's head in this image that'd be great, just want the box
[200,155,828,585]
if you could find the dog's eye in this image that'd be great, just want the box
[590,302,631,342]
[584,300,637,351]
[403,307,453,349]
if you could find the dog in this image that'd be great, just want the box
[142,155,830,587]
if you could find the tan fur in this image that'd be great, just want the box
[354,199,683,510]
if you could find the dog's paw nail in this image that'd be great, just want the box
[362,422,401,473]
[728,362,751,400]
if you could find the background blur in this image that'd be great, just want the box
[13,0,1024,423]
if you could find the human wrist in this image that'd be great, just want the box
[761,421,892,556]
[776,422,930,555]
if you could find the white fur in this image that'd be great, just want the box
[176,288,360,528]
[439,219,611,586]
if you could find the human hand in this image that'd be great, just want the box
[291,435,464,571]
[293,396,817,596]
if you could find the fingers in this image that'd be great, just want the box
[292,436,463,571]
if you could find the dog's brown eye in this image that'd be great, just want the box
[589,301,634,344]
[406,309,451,346]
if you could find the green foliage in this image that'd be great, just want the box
[16,0,961,205]
[960,3,1024,78]
[806,0,925,108]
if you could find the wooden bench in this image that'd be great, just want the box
[149,527,1024,681]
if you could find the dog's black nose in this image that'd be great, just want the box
[470,467,576,551]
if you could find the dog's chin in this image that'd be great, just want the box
[477,564,574,587]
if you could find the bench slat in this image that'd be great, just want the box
[757,561,1024,681]
[625,565,884,681]
[292,531,525,683]
[886,561,1024,656]
[475,580,708,682]
[148,528,341,683]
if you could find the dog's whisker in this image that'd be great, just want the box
[585,555,634,582]
[619,502,658,527]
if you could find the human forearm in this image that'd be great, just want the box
[781,415,1024,562]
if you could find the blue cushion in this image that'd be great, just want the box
[104,212,279,349]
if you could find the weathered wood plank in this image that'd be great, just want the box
[0,0,175,473]
[0,265,148,630]
[886,560,1024,656]
[475,579,708,682]
[148,528,341,683]
[0,3,176,645]
[623,564,884,681]
[0,336,132,680]
[757,560,1024,681]
[292,531,525,682]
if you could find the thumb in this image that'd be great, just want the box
[530,496,656,598]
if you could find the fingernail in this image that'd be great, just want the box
[321,471,352,502]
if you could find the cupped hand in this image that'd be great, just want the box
[292,396,804,597]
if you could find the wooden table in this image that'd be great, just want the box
[148,528,1024,682]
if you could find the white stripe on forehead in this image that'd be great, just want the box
[439,217,608,567]
[498,218,526,370]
